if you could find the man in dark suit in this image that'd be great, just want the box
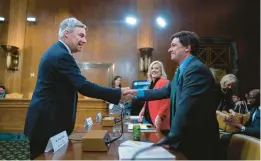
[229,89,260,138]
[24,18,130,159]
[129,31,220,159]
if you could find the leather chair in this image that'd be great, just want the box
[227,134,260,160]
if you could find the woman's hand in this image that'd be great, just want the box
[155,115,162,130]
[229,109,236,116]
[221,113,231,122]
[138,114,143,123]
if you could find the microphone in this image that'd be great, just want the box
[104,107,124,145]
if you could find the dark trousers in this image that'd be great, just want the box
[160,129,170,136]
[219,133,233,160]
[29,137,49,160]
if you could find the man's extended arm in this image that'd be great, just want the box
[56,52,122,104]
[134,83,171,101]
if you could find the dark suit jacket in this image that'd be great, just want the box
[24,41,121,141]
[242,107,260,138]
[138,57,220,159]
[216,84,234,112]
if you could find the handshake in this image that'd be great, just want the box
[120,87,138,103]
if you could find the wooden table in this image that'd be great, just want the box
[36,123,186,160]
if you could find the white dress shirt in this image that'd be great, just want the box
[59,40,72,55]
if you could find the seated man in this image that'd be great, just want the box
[228,89,260,138]
[0,86,6,98]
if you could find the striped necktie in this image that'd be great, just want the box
[171,67,180,121]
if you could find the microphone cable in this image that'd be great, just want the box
[105,107,124,145]
[130,137,170,160]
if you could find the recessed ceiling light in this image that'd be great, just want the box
[27,17,36,22]
[0,17,5,21]
[125,17,137,25]
[156,17,166,27]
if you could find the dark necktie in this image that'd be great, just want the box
[170,67,180,120]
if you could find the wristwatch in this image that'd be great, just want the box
[241,126,246,132]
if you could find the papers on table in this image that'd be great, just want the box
[128,123,153,130]
[120,140,154,147]
[118,140,176,160]
[130,116,139,120]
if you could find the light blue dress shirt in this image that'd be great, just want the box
[136,56,194,99]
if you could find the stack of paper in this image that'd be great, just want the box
[128,123,153,130]
[129,116,139,120]
[118,140,176,160]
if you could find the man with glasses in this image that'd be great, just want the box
[229,89,260,138]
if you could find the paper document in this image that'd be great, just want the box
[130,116,139,120]
[128,123,153,130]
[118,140,176,160]
[120,140,154,147]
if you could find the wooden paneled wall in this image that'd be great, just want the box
[0,0,259,96]
[0,0,10,86]
[152,0,260,95]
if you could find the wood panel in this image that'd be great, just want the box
[21,0,138,97]
[4,0,27,93]
[153,0,260,96]
[0,98,108,132]
[0,0,259,99]
[137,0,154,80]
[0,0,10,86]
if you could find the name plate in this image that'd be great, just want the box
[96,112,102,123]
[84,117,93,127]
[45,130,68,153]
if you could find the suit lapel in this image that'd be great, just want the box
[177,57,197,84]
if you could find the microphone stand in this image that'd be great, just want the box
[105,107,124,145]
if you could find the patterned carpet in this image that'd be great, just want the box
[0,133,30,160]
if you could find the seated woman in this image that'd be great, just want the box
[108,76,125,115]
[0,86,6,98]
[137,61,170,135]
[216,74,237,119]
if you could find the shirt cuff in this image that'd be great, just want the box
[137,89,144,98]
[241,126,246,132]
[133,89,144,99]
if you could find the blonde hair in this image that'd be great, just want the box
[220,74,237,89]
[147,61,167,82]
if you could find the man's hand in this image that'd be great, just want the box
[120,87,132,103]
[123,89,138,96]
[120,88,138,103]
[227,115,243,129]
[157,137,170,148]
